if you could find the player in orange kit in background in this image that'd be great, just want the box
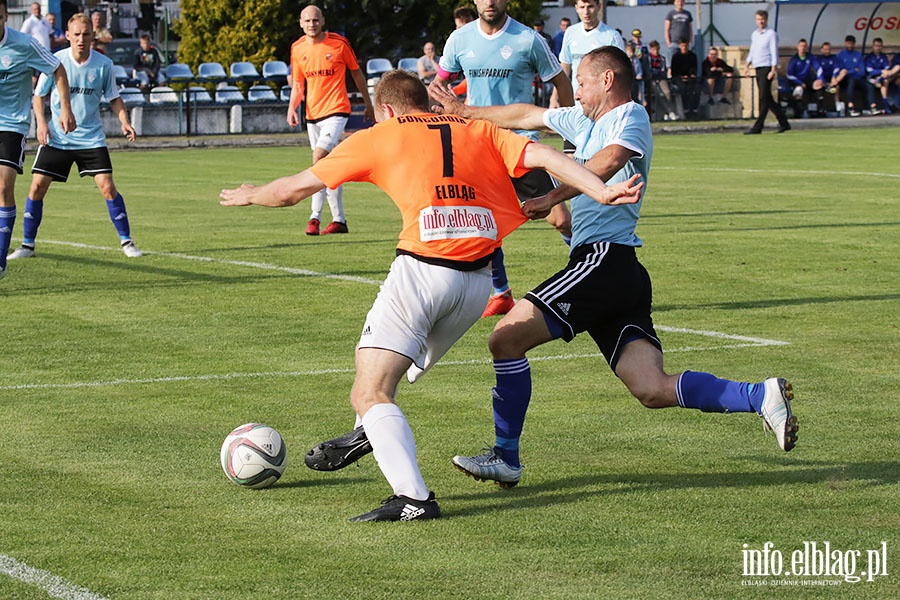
[288,5,373,236]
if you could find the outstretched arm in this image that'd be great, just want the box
[219,170,327,208]
[522,143,643,208]
[522,144,639,219]
[430,83,550,131]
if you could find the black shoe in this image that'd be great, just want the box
[719,97,731,105]
[350,492,441,522]
[304,426,372,471]
[776,124,792,133]
[744,129,762,135]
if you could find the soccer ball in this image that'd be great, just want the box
[220,423,288,489]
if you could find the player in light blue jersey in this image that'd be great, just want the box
[8,13,142,262]
[0,0,75,280]
[430,0,574,318]
[433,47,799,489]
[559,0,625,96]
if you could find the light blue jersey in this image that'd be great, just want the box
[0,25,60,135]
[559,23,625,94]
[543,102,652,248]
[35,48,118,150]
[440,17,561,141]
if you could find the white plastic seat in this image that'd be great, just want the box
[187,86,213,103]
[215,85,244,103]
[197,62,227,82]
[230,61,260,83]
[397,58,418,73]
[165,63,194,83]
[149,86,179,104]
[247,84,278,102]
[118,88,146,105]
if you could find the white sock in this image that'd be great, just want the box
[326,185,344,223]
[309,189,326,221]
[354,413,363,429]
[361,403,429,500]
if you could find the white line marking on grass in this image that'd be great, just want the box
[656,325,790,346]
[8,241,787,391]
[37,239,382,285]
[1,328,788,391]
[653,166,900,179]
[0,554,109,600]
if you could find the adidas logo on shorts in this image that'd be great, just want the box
[557,302,571,315]
[362,325,372,336]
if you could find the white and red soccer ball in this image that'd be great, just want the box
[220,423,287,489]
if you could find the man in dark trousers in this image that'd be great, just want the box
[743,10,790,134]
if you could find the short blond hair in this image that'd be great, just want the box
[68,12,91,30]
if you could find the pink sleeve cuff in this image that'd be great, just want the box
[436,67,458,82]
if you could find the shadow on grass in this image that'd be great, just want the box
[190,237,399,255]
[440,460,900,518]
[655,292,900,313]
[731,221,900,232]
[2,251,387,295]
[269,475,371,491]
[641,209,811,220]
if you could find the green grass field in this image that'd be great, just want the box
[1,127,898,599]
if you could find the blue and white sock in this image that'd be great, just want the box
[490,247,510,295]
[22,197,43,247]
[676,370,765,414]
[0,206,16,271]
[105,194,131,241]
[492,358,532,467]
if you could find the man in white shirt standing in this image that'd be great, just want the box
[20,2,51,50]
[743,10,790,134]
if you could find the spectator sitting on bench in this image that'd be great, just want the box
[886,52,900,110]
[647,40,677,121]
[670,39,701,119]
[816,42,843,95]
[133,33,164,93]
[837,35,865,116]
[701,46,733,105]
[786,39,823,118]
[864,37,892,115]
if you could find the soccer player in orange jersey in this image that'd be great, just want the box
[287,5,373,236]
[221,70,642,522]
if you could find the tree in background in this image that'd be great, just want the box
[176,0,545,71]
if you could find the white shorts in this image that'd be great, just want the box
[307,115,349,153]
[358,254,492,383]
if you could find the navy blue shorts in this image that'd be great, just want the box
[525,242,661,371]
[0,131,27,174]
[32,145,113,182]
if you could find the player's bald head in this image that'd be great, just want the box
[300,5,323,22]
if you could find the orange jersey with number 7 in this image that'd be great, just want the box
[309,113,531,263]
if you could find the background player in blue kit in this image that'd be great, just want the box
[429,0,574,318]
[559,0,624,98]
[0,0,75,280]
[8,13,142,262]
